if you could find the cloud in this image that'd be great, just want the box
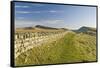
[15,4,44,8]
[16,9,64,14]
[45,20,64,24]
[49,10,57,13]
[49,10,64,13]
[15,20,36,28]
[16,11,41,14]
[15,7,65,14]
[31,4,44,6]
[16,11,30,14]
[15,19,68,29]
[15,5,29,8]
[16,17,25,19]
[39,20,66,28]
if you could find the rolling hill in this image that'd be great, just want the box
[15,26,97,66]
[73,26,96,36]
[77,26,96,32]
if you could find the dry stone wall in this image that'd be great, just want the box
[15,31,67,58]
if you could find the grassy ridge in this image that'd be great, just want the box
[15,32,96,66]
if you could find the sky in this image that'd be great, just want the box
[14,2,96,29]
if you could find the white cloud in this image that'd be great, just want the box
[48,10,64,13]
[49,10,57,13]
[15,20,36,28]
[31,4,44,6]
[16,11,30,14]
[15,19,66,28]
[16,11,41,14]
[15,5,29,8]
[43,20,64,24]
[16,10,64,14]
[17,17,25,19]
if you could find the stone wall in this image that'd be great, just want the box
[15,31,67,58]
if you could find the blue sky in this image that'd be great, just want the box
[15,2,96,29]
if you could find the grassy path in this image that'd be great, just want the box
[15,32,96,66]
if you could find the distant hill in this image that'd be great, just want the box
[74,26,96,35]
[35,25,68,30]
[16,25,58,30]
[78,26,96,32]
[35,25,59,30]
[23,27,35,29]
[16,25,68,32]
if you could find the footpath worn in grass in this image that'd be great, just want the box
[15,32,96,66]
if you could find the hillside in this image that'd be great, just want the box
[73,26,96,36]
[15,25,68,32]
[35,25,58,30]
[77,26,96,32]
[15,31,96,66]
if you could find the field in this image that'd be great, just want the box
[15,31,97,66]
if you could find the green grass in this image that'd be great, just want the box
[15,32,96,66]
